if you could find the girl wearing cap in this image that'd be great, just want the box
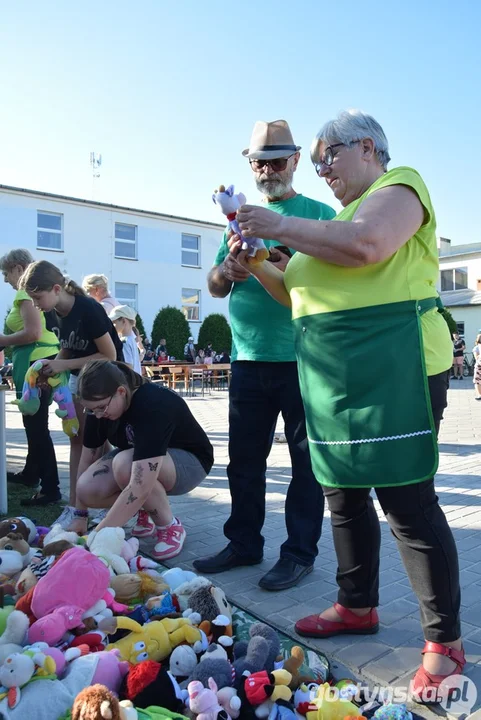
[70,359,214,560]
[19,260,124,529]
[110,305,142,374]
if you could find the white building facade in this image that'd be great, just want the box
[0,185,228,341]
[438,237,481,347]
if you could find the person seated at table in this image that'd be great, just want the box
[216,350,231,364]
[68,359,214,559]
[195,348,206,364]
[155,338,168,361]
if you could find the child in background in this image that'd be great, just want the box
[19,260,124,528]
[109,305,142,374]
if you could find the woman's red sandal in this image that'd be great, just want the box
[295,603,379,638]
[411,641,466,705]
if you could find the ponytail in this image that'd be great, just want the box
[65,279,86,297]
[19,259,86,296]
[78,359,146,401]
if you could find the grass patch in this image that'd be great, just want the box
[1,483,64,526]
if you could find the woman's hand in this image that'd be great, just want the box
[237,205,285,240]
[67,516,89,536]
[40,359,67,377]
[226,235,260,275]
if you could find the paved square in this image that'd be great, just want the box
[5,378,481,715]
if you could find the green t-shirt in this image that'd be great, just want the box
[214,194,336,362]
[6,289,59,361]
[284,167,452,375]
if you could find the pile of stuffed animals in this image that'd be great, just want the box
[0,516,415,720]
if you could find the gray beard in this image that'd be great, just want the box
[255,174,293,200]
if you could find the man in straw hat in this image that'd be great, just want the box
[194,120,336,590]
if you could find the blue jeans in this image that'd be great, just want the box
[224,361,324,565]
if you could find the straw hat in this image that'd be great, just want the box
[242,119,301,160]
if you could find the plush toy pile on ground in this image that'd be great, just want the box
[0,516,415,720]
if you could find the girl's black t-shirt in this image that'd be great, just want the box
[83,382,214,473]
[45,295,124,373]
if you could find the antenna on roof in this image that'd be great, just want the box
[90,152,102,199]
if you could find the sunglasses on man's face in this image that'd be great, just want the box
[249,155,294,172]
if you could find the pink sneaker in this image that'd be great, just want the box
[151,519,186,560]
[131,510,155,538]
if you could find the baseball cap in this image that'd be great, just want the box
[109,305,137,323]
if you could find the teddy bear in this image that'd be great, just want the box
[0,648,57,709]
[72,683,138,720]
[0,533,37,568]
[212,185,269,264]
[0,611,30,665]
[87,528,130,577]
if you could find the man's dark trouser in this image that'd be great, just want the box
[224,361,324,565]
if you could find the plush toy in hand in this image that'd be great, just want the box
[212,185,269,265]
[13,360,79,438]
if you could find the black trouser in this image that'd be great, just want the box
[22,364,60,498]
[322,371,461,642]
[224,361,324,565]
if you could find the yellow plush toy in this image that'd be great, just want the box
[106,616,201,664]
[306,683,360,720]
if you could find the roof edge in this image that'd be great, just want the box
[0,184,225,230]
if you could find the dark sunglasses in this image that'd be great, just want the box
[249,155,294,172]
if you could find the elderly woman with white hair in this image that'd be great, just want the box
[231,110,463,701]
[82,273,119,315]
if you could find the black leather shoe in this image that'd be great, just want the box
[193,546,263,574]
[7,471,39,488]
[258,557,314,591]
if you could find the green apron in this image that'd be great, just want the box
[11,342,59,399]
[294,298,440,489]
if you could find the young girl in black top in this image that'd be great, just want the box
[71,360,213,560]
[19,260,124,528]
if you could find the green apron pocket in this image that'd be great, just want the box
[294,299,438,489]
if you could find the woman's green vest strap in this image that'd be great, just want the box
[294,298,439,489]
[11,342,59,399]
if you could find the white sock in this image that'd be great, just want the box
[157,517,178,530]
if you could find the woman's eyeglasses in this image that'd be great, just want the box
[84,394,115,416]
[314,141,360,176]
[249,155,294,172]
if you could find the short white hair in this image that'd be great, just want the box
[310,109,391,170]
[82,273,109,293]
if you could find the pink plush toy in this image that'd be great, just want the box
[27,547,128,646]
[188,677,230,720]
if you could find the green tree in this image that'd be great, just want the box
[135,313,146,339]
[151,306,191,360]
[197,313,232,354]
[440,308,457,336]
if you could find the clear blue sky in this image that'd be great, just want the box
[0,0,479,243]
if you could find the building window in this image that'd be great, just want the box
[115,223,137,259]
[181,234,200,267]
[37,211,63,251]
[115,282,138,311]
[440,267,468,291]
[456,322,465,337]
[182,288,200,321]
